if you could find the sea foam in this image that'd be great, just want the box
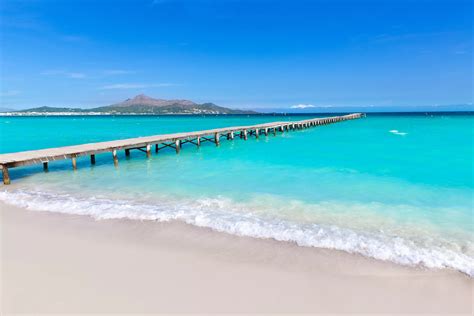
[0,189,472,276]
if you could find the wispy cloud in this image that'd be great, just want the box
[291,104,316,109]
[102,69,135,75]
[99,83,177,90]
[372,31,454,43]
[68,72,86,79]
[0,90,21,97]
[61,35,88,43]
[151,0,169,5]
[41,70,86,79]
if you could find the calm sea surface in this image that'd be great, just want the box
[1,113,472,275]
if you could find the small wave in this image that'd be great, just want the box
[0,189,472,276]
[389,130,408,136]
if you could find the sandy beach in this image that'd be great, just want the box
[1,201,472,314]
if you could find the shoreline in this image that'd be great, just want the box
[1,201,472,314]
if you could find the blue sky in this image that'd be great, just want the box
[0,0,472,110]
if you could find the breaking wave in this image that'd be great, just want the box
[0,189,472,276]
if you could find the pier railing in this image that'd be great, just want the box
[0,113,364,184]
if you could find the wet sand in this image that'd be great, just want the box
[1,202,472,314]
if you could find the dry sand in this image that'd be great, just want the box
[1,202,472,314]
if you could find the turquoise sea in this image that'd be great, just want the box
[0,113,472,275]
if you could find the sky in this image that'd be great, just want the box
[0,0,472,110]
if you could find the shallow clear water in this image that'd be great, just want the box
[1,113,473,275]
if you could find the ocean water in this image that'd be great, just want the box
[0,113,473,276]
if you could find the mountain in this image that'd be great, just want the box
[91,94,256,114]
[17,106,83,113]
[8,95,257,115]
[108,94,197,108]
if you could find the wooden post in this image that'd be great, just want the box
[125,149,130,157]
[43,162,48,172]
[2,166,10,185]
[279,125,284,132]
[91,154,96,165]
[155,144,159,153]
[255,129,259,138]
[243,129,248,140]
[146,144,151,158]
[230,131,234,140]
[175,140,181,154]
[273,128,276,136]
[72,155,77,170]
[197,137,201,147]
[112,150,118,166]
[215,133,220,146]
[264,128,268,136]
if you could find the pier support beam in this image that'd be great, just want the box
[175,140,181,154]
[230,131,234,140]
[91,154,96,165]
[43,162,48,172]
[72,156,77,170]
[255,129,259,138]
[197,137,201,147]
[2,166,10,185]
[125,149,130,157]
[112,150,118,166]
[215,133,220,146]
[264,128,268,136]
[273,128,276,136]
[243,129,248,140]
[155,144,159,153]
[146,144,151,158]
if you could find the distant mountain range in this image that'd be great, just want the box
[5,95,257,115]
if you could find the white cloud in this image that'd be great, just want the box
[61,35,87,42]
[0,90,21,97]
[152,0,168,5]
[68,72,86,79]
[291,104,316,109]
[41,70,86,79]
[103,69,135,75]
[290,104,336,109]
[99,83,177,90]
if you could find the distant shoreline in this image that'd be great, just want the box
[1,110,473,117]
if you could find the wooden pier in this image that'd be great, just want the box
[0,113,363,184]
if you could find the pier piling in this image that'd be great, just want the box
[112,150,118,166]
[146,144,151,158]
[72,156,77,170]
[175,140,181,154]
[2,167,10,185]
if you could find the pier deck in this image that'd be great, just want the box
[0,113,363,184]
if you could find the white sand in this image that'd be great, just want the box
[1,202,472,314]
